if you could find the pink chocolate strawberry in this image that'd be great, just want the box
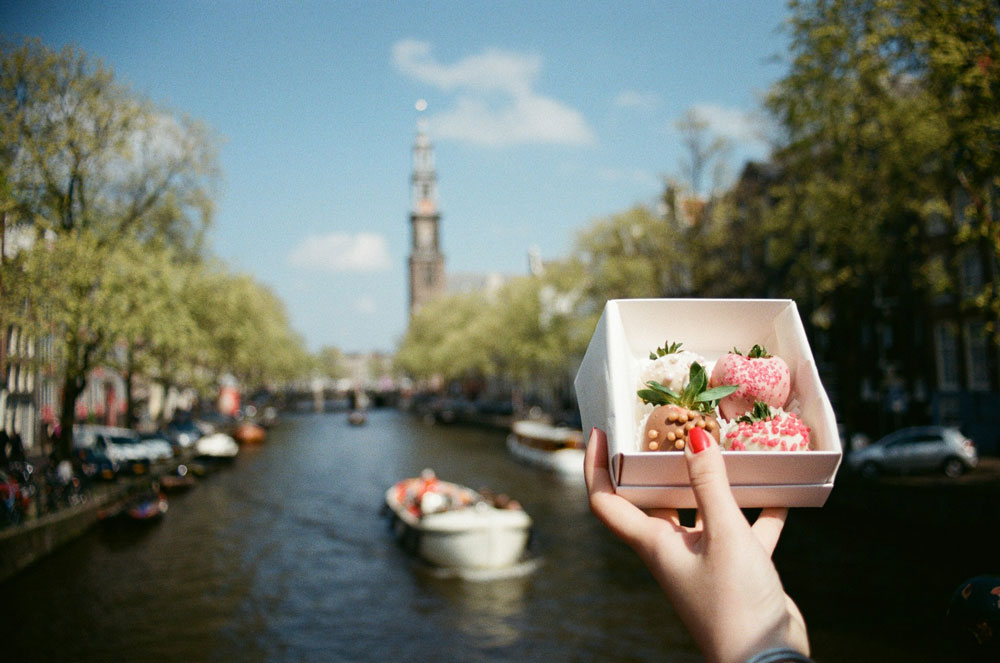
[710,344,790,420]
[722,402,810,452]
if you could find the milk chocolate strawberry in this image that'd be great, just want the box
[637,363,738,451]
[722,401,811,452]
[710,344,790,420]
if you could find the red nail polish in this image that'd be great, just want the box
[689,427,712,454]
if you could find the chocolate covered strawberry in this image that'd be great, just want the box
[710,344,790,420]
[637,362,738,451]
[722,401,811,452]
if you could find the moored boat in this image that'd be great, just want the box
[348,409,368,426]
[506,419,585,477]
[233,421,266,444]
[158,464,195,492]
[99,489,168,523]
[384,471,532,570]
[194,433,239,460]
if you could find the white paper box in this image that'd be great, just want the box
[575,299,842,508]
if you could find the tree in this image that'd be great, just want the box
[5,231,142,457]
[0,38,219,249]
[675,108,734,199]
[762,0,1000,433]
[0,38,221,455]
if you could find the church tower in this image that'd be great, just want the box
[407,115,445,316]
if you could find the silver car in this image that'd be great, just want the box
[847,426,978,478]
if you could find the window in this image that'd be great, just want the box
[965,321,991,391]
[935,322,960,391]
[960,248,984,299]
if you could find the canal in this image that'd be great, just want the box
[1,408,990,662]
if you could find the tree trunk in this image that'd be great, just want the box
[124,347,135,430]
[57,373,87,460]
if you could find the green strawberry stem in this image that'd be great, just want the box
[649,340,684,361]
[735,401,773,423]
[637,363,739,413]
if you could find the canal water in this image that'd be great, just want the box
[0,409,983,662]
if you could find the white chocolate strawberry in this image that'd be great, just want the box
[721,403,810,452]
[710,344,790,420]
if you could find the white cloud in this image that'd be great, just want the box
[613,90,660,110]
[392,39,595,148]
[686,103,764,144]
[288,232,391,273]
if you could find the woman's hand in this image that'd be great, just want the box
[584,426,809,663]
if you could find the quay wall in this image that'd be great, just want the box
[0,500,102,583]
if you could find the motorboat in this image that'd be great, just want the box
[348,409,368,426]
[506,419,585,477]
[194,432,239,460]
[98,489,168,523]
[233,421,266,444]
[158,464,195,493]
[384,471,532,570]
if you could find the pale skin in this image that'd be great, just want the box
[584,426,810,663]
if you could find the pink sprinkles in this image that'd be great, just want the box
[724,412,811,452]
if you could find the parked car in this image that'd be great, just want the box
[74,425,171,476]
[74,447,119,481]
[846,426,978,478]
[163,417,203,448]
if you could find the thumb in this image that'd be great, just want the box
[684,426,742,534]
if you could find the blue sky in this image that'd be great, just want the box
[2,1,792,354]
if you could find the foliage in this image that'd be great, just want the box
[0,39,313,451]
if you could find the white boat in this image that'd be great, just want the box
[384,473,532,570]
[194,432,239,459]
[506,420,585,477]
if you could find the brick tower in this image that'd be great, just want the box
[407,116,445,316]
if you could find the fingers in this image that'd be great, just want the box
[683,427,743,537]
[751,507,788,555]
[584,427,656,547]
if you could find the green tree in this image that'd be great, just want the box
[763,0,999,432]
[1,39,221,455]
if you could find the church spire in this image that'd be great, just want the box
[407,102,446,317]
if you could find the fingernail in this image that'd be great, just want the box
[688,426,712,454]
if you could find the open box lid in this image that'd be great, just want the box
[575,299,842,507]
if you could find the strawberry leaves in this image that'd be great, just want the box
[735,400,773,423]
[730,344,773,359]
[649,340,684,361]
[637,362,739,413]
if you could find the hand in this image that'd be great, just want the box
[584,426,809,663]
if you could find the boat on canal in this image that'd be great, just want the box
[158,464,196,493]
[233,421,267,444]
[384,471,532,570]
[506,419,585,477]
[98,489,168,524]
[194,432,239,460]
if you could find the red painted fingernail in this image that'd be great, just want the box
[688,426,712,454]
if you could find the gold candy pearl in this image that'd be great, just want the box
[696,420,706,428]
[648,441,659,450]
[674,439,685,449]
[666,431,676,441]
[648,429,659,439]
